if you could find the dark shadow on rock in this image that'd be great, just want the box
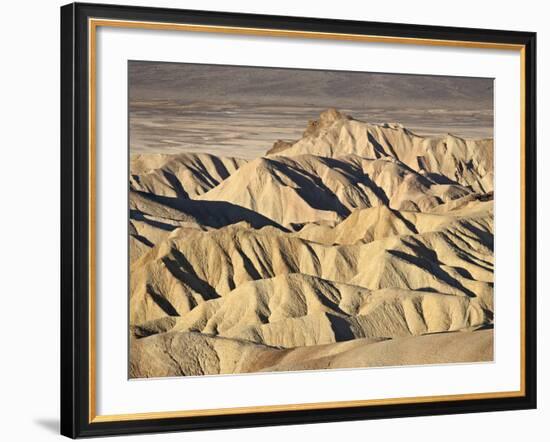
[319,157,390,206]
[459,219,494,251]
[327,313,355,342]
[453,266,474,279]
[161,169,189,199]
[146,284,180,317]
[233,248,262,281]
[130,209,178,232]
[368,131,395,158]
[130,232,154,248]
[474,323,494,331]
[163,250,221,301]
[262,158,351,217]
[438,230,494,272]
[387,248,477,298]
[134,191,288,232]
[390,207,419,234]
[423,171,463,186]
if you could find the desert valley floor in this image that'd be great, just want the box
[129,109,494,378]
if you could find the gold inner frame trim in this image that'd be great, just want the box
[88,17,527,424]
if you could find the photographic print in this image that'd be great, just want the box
[61,6,536,436]
[128,61,494,378]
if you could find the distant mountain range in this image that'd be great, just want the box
[130,62,493,110]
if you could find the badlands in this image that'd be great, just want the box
[129,109,494,378]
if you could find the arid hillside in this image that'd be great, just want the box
[129,109,494,377]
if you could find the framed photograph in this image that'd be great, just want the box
[60,2,537,438]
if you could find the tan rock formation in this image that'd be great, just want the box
[129,110,494,378]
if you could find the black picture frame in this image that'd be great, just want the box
[61,2,537,438]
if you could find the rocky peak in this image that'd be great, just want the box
[304,108,349,138]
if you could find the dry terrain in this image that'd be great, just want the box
[129,109,494,378]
